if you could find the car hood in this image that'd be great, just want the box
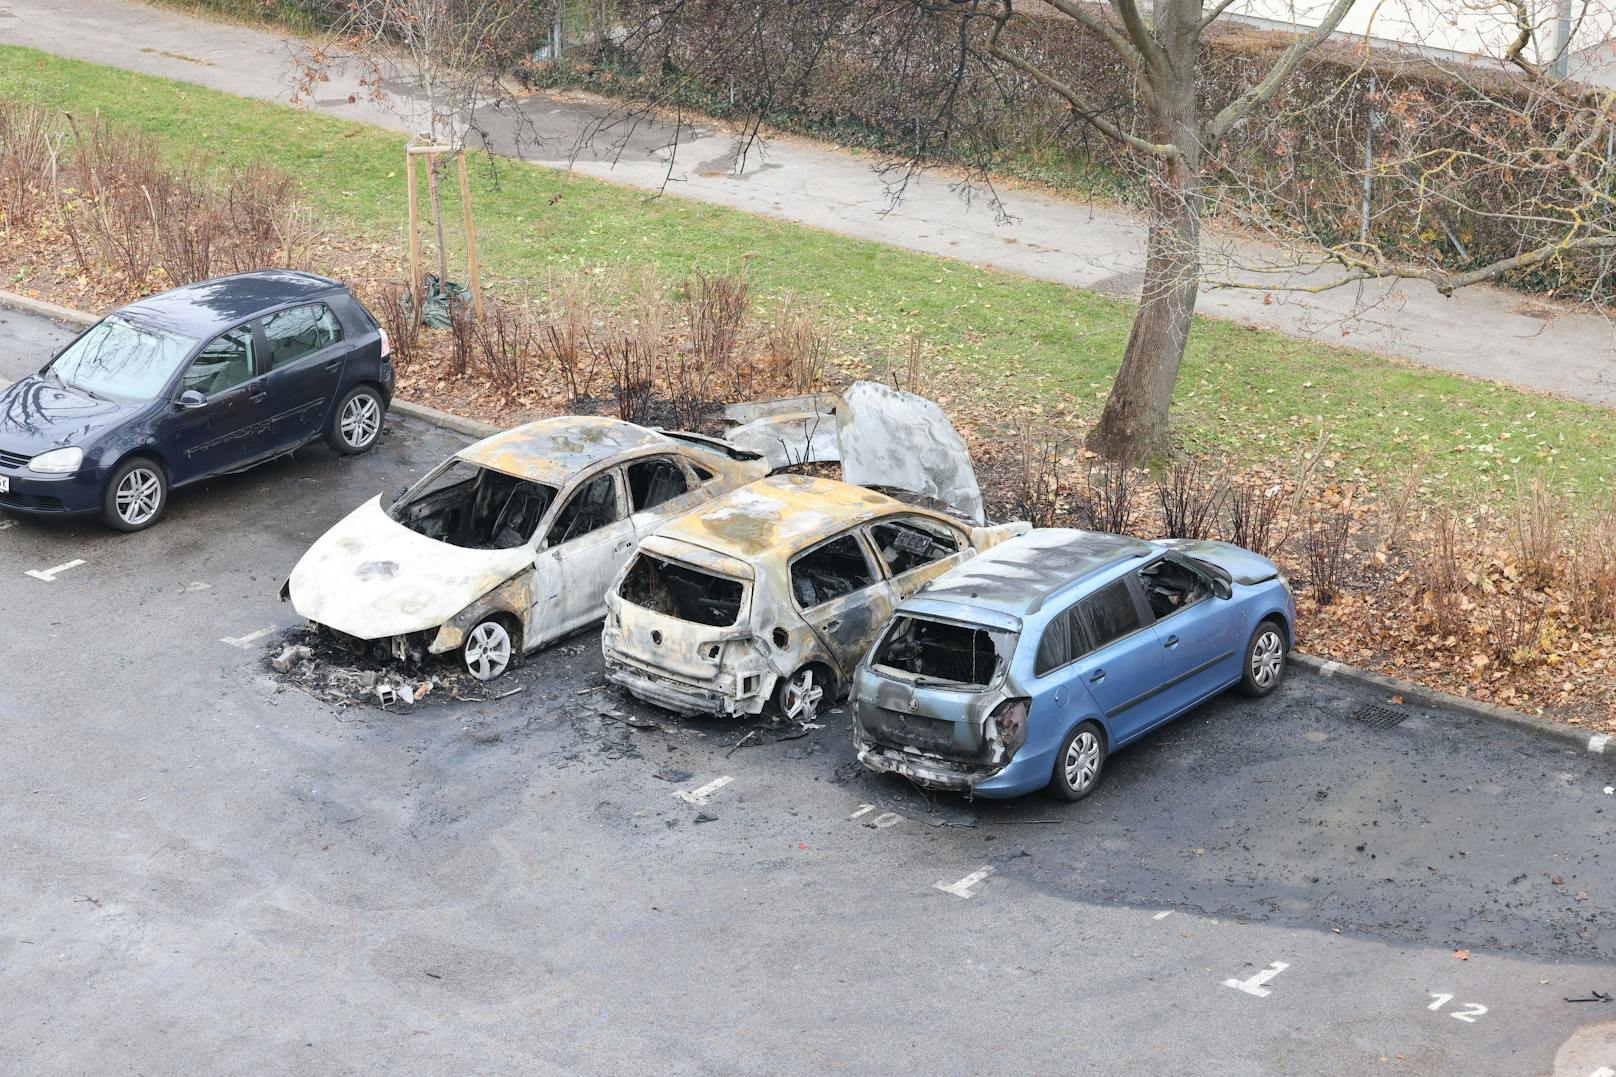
[287,496,534,639]
[1155,539,1280,586]
[0,375,144,457]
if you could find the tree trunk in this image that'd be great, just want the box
[1087,160,1203,463]
[428,155,450,287]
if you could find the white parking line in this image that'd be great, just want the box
[220,626,278,649]
[870,812,902,828]
[850,804,876,819]
[1590,734,1610,754]
[0,519,17,530]
[1153,910,1174,921]
[1222,962,1290,998]
[674,776,733,805]
[1587,1067,1613,1077]
[934,866,993,899]
[24,559,85,582]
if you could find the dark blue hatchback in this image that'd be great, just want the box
[0,270,392,531]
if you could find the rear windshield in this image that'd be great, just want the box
[619,552,747,628]
[872,615,1017,689]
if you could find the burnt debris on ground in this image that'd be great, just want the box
[266,626,529,711]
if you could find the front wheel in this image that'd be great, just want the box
[773,665,827,723]
[328,385,385,455]
[463,619,515,681]
[101,456,168,532]
[1239,620,1288,697]
[1049,720,1106,801]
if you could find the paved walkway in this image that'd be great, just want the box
[3,0,1615,407]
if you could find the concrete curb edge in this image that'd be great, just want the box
[2,288,1609,759]
[1291,652,1609,757]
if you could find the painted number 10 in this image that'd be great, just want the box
[1428,994,1488,1023]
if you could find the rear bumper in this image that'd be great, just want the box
[0,466,106,516]
[604,653,767,718]
[854,735,1055,799]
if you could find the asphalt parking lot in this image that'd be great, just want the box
[2,308,1614,1076]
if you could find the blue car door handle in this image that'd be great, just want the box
[1089,669,1106,683]
[248,390,268,404]
[1163,634,1180,649]
[324,359,342,371]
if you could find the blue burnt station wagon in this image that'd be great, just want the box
[852,527,1296,800]
[0,270,392,531]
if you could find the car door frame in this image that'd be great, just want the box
[1133,553,1244,723]
[624,450,708,531]
[1066,573,1174,748]
[157,317,277,486]
[259,299,349,453]
[529,465,637,647]
[788,527,898,681]
[861,511,972,601]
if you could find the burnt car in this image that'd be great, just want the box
[284,416,769,680]
[0,270,391,531]
[601,474,1028,721]
[851,529,1296,801]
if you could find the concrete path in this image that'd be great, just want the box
[3,0,1615,407]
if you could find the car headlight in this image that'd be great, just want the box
[28,447,84,474]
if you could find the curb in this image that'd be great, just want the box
[1291,652,1609,757]
[2,289,1610,759]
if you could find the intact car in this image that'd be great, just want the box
[0,270,391,531]
[284,416,769,680]
[851,529,1296,801]
[601,474,1028,722]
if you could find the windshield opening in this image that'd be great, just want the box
[619,552,747,628]
[48,316,198,402]
[390,459,556,550]
[873,615,1016,689]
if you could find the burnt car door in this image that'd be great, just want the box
[531,469,637,644]
[163,322,275,484]
[625,453,706,529]
[790,530,897,677]
[863,513,971,600]
[260,301,345,452]
[1067,576,1171,746]
[1135,555,1243,717]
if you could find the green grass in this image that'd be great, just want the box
[2,44,1611,501]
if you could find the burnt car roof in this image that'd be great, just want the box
[457,416,676,485]
[116,270,345,337]
[913,528,1153,618]
[656,473,917,562]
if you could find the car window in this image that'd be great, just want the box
[791,534,877,609]
[626,456,691,512]
[546,473,623,546]
[1078,579,1144,652]
[689,461,715,483]
[181,325,256,397]
[868,517,960,577]
[263,303,342,370]
[1034,609,1072,676]
[47,316,197,403]
[1137,557,1212,621]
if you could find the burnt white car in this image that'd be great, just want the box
[601,474,1027,721]
[283,417,768,679]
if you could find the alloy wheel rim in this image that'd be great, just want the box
[341,394,380,448]
[783,669,823,722]
[1065,731,1100,791]
[1252,631,1284,687]
[465,622,512,681]
[115,468,161,526]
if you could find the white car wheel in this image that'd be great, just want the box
[777,666,826,722]
[463,620,513,681]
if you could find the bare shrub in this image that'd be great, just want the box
[1380,457,1427,552]
[1008,428,1069,528]
[0,102,63,230]
[1512,473,1566,588]
[662,346,717,432]
[542,268,598,401]
[1155,458,1228,540]
[764,294,828,393]
[1567,495,1616,629]
[1079,461,1142,536]
[446,297,475,377]
[599,333,655,424]
[374,281,421,371]
[1416,507,1467,636]
[685,268,750,397]
[1302,507,1352,605]
[1492,588,1546,669]
[1225,480,1283,557]
[475,299,541,403]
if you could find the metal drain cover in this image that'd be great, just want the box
[1352,704,1408,729]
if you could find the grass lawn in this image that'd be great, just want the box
[1,43,1611,501]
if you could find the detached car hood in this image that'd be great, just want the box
[1155,539,1280,586]
[287,496,533,639]
[0,375,143,456]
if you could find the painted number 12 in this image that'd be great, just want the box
[1428,994,1488,1023]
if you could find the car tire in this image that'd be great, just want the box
[463,618,516,681]
[1048,720,1106,802]
[773,664,829,723]
[327,384,385,455]
[101,456,168,533]
[1239,619,1288,697]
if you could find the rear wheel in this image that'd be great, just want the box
[774,664,828,723]
[328,385,385,455]
[1239,620,1287,697]
[101,456,167,532]
[463,619,514,681]
[1049,720,1106,801]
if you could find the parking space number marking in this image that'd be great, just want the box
[1427,994,1487,1022]
[1223,962,1289,998]
[674,776,733,805]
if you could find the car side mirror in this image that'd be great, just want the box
[1214,578,1233,600]
[176,389,206,410]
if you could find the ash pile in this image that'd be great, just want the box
[266,627,520,710]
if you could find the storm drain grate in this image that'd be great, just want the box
[1352,704,1409,729]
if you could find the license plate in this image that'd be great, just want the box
[0,476,8,494]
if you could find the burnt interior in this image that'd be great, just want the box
[392,461,556,550]
[620,552,746,627]
[791,534,876,608]
[874,616,1007,688]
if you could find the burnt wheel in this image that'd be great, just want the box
[774,665,827,723]
[463,619,514,681]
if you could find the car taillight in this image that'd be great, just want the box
[989,698,1030,754]
[379,328,391,358]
